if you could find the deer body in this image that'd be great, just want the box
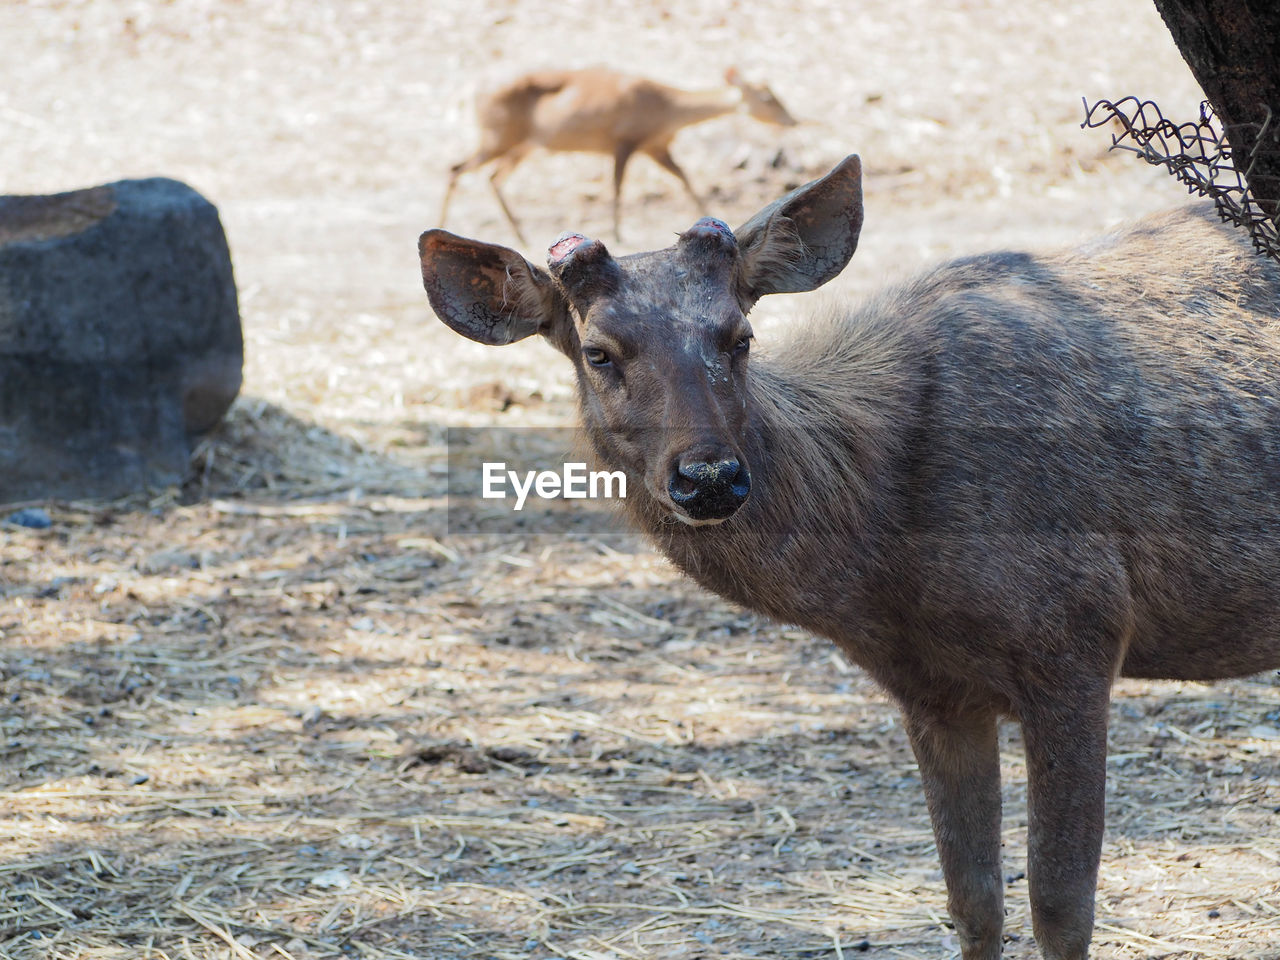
[439,67,796,243]
[644,214,1280,687]
[419,156,1280,960]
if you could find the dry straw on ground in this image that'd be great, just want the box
[3,434,1279,960]
[2,0,1279,958]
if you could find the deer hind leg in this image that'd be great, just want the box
[902,699,1004,960]
[643,142,707,216]
[438,158,472,228]
[485,145,533,246]
[440,148,501,229]
[1019,680,1111,960]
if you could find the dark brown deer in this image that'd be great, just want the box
[418,154,1280,960]
[438,66,797,244]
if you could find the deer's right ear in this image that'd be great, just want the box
[419,229,563,345]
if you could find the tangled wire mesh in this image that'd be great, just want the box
[1083,96,1280,263]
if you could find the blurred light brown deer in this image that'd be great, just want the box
[420,155,1280,959]
[438,66,797,243]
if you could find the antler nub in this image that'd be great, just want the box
[679,217,738,258]
[687,217,736,240]
[548,232,591,264]
[547,232,619,297]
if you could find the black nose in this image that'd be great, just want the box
[668,454,751,520]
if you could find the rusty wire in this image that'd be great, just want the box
[1082,96,1280,263]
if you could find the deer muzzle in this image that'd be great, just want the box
[667,451,751,522]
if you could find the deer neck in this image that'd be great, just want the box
[664,86,743,131]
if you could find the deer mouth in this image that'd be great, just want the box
[670,510,731,527]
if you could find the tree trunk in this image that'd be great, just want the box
[1151,0,1280,222]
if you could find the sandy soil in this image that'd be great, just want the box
[1,1,1278,958]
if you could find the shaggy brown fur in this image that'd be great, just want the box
[419,155,1280,960]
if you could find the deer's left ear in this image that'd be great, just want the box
[734,154,864,305]
[419,229,565,345]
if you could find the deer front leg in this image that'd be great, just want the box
[643,142,707,215]
[902,700,1004,960]
[604,146,634,244]
[611,143,637,241]
[1019,682,1110,960]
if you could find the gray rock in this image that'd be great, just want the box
[0,178,242,502]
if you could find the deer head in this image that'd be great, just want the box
[419,155,864,525]
[725,66,798,127]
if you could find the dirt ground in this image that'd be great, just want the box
[2,1,1279,958]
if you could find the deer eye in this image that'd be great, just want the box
[584,347,612,367]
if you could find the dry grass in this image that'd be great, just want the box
[2,466,1278,959]
[3,0,1280,958]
